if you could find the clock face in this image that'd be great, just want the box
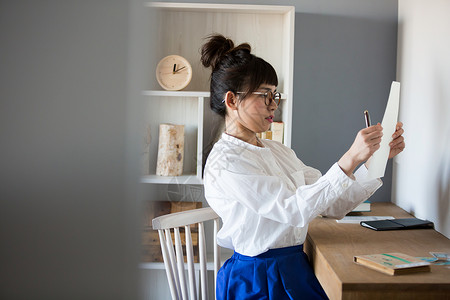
[156,55,193,91]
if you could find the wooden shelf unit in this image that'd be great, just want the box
[142,2,295,184]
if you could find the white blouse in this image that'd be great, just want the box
[204,133,382,257]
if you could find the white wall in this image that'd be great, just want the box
[394,0,450,238]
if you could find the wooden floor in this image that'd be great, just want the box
[305,202,450,300]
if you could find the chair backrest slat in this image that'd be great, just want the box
[158,230,178,300]
[165,228,181,298]
[185,225,197,300]
[174,227,188,300]
[153,207,221,300]
[198,222,208,300]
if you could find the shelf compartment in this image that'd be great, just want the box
[142,1,294,185]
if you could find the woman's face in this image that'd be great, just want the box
[235,84,278,134]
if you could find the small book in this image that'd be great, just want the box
[360,218,434,231]
[270,122,284,143]
[351,200,371,212]
[354,253,431,275]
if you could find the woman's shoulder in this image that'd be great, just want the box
[261,139,297,157]
[205,137,264,173]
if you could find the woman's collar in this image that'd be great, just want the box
[221,132,267,150]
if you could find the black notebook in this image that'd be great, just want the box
[360,218,434,231]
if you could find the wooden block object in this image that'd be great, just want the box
[142,201,171,228]
[156,123,184,176]
[142,201,202,263]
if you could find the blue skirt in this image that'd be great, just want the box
[216,245,329,300]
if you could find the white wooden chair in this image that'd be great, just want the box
[152,207,221,300]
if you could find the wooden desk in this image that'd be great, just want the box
[304,202,450,300]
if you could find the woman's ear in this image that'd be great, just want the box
[224,91,238,111]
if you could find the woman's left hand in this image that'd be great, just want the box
[388,122,405,159]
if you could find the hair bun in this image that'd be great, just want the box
[200,34,251,70]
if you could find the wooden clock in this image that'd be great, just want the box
[156,55,193,91]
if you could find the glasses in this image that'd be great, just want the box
[237,91,281,106]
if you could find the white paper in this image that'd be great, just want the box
[336,216,395,224]
[367,81,400,180]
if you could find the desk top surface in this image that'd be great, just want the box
[307,202,450,287]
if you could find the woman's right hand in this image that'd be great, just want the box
[338,124,383,176]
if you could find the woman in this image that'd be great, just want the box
[201,34,405,300]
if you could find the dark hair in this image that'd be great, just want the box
[200,34,278,117]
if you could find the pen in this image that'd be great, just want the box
[364,110,371,128]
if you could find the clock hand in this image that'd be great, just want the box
[173,64,176,74]
[174,66,186,72]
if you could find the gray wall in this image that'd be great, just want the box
[153,0,398,202]
[294,11,398,202]
[0,1,143,298]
